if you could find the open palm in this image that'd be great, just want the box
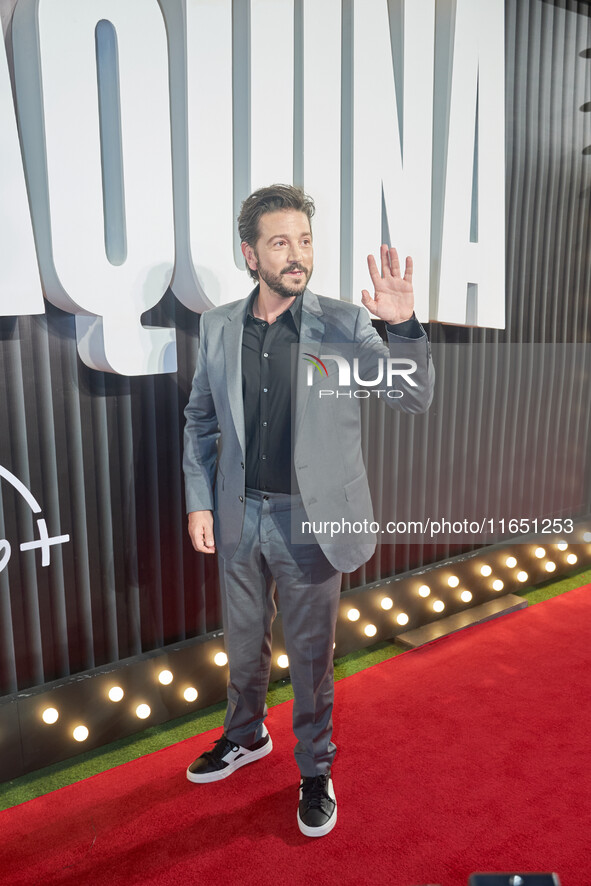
[361,245,414,325]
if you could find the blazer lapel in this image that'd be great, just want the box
[294,289,327,442]
[222,295,251,459]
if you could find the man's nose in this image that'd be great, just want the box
[287,242,303,262]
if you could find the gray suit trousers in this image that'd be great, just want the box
[218,488,342,776]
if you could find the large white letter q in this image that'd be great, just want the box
[12,0,176,375]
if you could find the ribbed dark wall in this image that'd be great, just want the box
[0,300,223,694]
[346,0,591,590]
[1,0,590,696]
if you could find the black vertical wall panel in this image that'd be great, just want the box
[0,0,590,695]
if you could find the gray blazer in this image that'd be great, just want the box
[183,288,434,573]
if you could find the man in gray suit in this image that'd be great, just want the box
[183,184,434,837]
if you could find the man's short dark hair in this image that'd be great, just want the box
[238,184,315,281]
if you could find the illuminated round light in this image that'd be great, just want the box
[73,725,89,742]
[517,571,528,582]
[480,565,492,577]
[557,542,568,551]
[535,547,546,559]
[347,608,360,622]
[184,687,198,703]
[364,624,377,637]
[545,561,556,573]
[433,600,445,613]
[460,590,473,603]
[42,707,59,725]
[380,597,393,610]
[418,585,431,598]
[214,652,228,666]
[108,686,124,703]
[277,654,289,668]
[396,613,409,626]
[567,553,578,565]
[492,579,504,591]
[583,532,591,543]
[447,575,459,588]
[136,704,151,720]
[158,669,173,685]
[505,556,517,568]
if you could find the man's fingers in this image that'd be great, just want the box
[404,254,413,282]
[380,243,392,277]
[389,246,401,277]
[195,533,215,554]
[368,247,414,287]
[198,521,215,552]
[361,290,379,316]
[188,511,216,554]
[202,527,215,551]
[366,253,382,286]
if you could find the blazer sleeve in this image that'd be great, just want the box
[353,307,435,414]
[183,312,220,513]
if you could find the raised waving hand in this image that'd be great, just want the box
[361,245,414,325]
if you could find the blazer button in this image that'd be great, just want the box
[239,495,244,502]
[240,462,244,469]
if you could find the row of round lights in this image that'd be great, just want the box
[216,648,299,670]
[346,600,409,636]
[342,540,589,636]
[38,536,591,741]
[41,667,202,742]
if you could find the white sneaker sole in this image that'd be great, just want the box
[186,732,273,784]
[297,777,337,837]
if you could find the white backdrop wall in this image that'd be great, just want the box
[2,0,505,376]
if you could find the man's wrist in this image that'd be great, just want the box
[385,313,423,339]
[385,311,416,327]
[383,313,414,325]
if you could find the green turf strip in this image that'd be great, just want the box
[1,568,589,811]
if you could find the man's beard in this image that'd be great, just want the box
[256,260,313,299]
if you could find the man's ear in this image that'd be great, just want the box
[241,241,257,273]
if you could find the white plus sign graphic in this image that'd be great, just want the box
[1,465,70,569]
[20,518,70,567]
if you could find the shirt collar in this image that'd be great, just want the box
[246,284,302,333]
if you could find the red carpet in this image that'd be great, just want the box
[2,587,591,886]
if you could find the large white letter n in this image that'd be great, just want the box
[436,0,505,328]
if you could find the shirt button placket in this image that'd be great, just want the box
[260,331,270,489]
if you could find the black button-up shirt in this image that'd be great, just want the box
[241,288,423,493]
[242,291,302,493]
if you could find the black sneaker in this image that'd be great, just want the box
[297,772,337,837]
[186,725,272,783]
